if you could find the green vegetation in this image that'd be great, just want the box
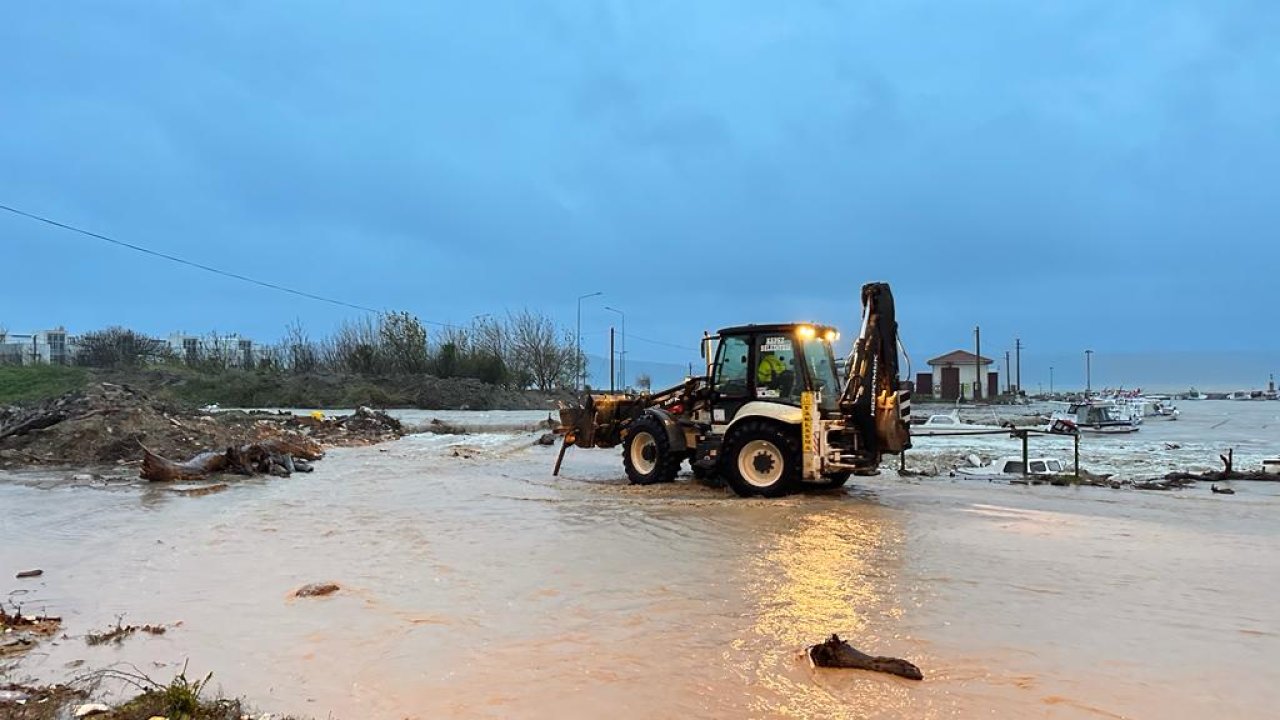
[0,668,305,720]
[103,669,251,720]
[2,309,589,409]
[0,364,87,404]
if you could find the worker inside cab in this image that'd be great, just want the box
[756,338,796,400]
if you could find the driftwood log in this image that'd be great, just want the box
[807,634,923,681]
[1160,448,1280,484]
[141,439,322,483]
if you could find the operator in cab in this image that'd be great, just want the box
[756,349,791,397]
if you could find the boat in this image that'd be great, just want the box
[1229,391,1253,401]
[912,410,1008,437]
[1183,388,1207,401]
[956,456,1066,478]
[1263,459,1280,475]
[1045,400,1140,435]
[1142,396,1180,420]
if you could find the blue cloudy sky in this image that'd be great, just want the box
[2,1,1277,390]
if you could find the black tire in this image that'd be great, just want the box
[690,462,724,488]
[811,472,851,490]
[622,415,681,485]
[722,420,800,498]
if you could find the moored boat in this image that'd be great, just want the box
[1045,400,1140,435]
[912,410,1008,437]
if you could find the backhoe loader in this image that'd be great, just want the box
[555,282,911,497]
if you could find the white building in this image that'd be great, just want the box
[166,332,255,367]
[926,350,995,401]
[0,328,70,365]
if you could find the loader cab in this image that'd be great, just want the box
[707,323,841,424]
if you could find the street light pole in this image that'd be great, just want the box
[576,292,602,391]
[604,306,625,390]
[1085,349,1094,395]
[1050,366,1054,395]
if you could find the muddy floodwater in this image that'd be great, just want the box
[3,402,1279,718]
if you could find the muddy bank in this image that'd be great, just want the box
[0,382,402,471]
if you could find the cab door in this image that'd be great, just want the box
[711,334,751,425]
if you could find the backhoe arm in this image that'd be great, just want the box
[840,282,911,458]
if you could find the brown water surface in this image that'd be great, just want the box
[3,413,1278,719]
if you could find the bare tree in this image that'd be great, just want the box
[635,373,652,393]
[75,327,172,367]
[379,311,430,374]
[507,309,575,391]
[284,320,318,373]
[326,315,381,374]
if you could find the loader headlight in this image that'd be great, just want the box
[797,325,816,339]
[824,330,839,342]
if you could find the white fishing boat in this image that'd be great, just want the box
[1183,389,1207,401]
[1229,391,1253,401]
[1142,396,1180,419]
[956,456,1065,478]
[1045,401,1140,435]
[1263,458,1280,475]
[912,410,1008,437]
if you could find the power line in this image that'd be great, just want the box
[0,202,397,318]
[578,330,696,353]
[628,333,698,352]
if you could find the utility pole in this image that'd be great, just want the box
[974,325,982,401]
[1085,349,1094,395]
[609,326,616,392]
[576,291,602,391]
[1004,351,1011,395]
[605,306,625,389]
[1015,337,1022,397]
[1050,366,1055,395]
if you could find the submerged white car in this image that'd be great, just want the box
[956,456,1065,477]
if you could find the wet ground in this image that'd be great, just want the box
[2,402,1278,718]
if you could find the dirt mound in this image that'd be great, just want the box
[0,383,402,469]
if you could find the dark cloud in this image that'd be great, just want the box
[2,0,1277,389]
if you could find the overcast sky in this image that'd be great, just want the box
[2,1,1277,389]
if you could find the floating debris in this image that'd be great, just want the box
[807,634,924,680]
[85,620,167,646]
[294,582,340,598]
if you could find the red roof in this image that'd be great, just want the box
[927,350,993,366]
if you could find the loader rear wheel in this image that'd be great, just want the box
[623,415,681,485]
[723,421,799,498]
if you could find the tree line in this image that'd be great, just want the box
[60,310,586,392]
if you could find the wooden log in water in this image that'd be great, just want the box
[807,634,923,680]
[140,447,230,482]
[140,439,320,482]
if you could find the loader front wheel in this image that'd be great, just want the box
[623,415,681,485]
[723,421,799,498]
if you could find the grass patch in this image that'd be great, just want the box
[0,365,88,404]
[104,668,242,720]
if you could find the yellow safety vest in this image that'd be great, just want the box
[757,353,786,383]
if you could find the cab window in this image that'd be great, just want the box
[714,336,749,396]
[755,333,800,403]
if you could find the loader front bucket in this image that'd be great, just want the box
[557,393,646,449]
